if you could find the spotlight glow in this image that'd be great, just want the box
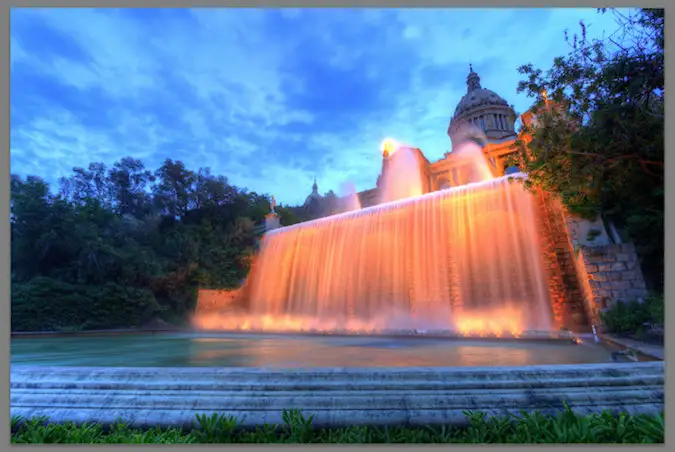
[381,138,399,156]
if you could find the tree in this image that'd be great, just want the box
[512,8,664,289]
[11,157,272,331]
[107,157,156,218]
[152,159,196,219]
[58,162,112,208]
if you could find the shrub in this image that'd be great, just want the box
[11,277,159,332]
[11,407,664,444]
[600,294,664,335]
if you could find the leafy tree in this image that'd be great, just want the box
[512,8,663,289]
[152,159,196,219]
[11,156,272,331]
[107,157,156,217]
[58,162,112,208]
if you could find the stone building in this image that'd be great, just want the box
[323,66,522,208]
[292,65,650,330]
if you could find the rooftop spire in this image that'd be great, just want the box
[467,64,481,92]
[312,177,318,193]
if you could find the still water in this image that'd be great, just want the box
[10,332,631,368]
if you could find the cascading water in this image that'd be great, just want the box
[194,138,553,336]
[379,145,425,203]
[338,181,362,213]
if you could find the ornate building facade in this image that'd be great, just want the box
[199,69,651,334]
[340,66,525,209]
[287,65,650,331]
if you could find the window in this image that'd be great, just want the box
[479,116,485,130]
[498,115,504,129]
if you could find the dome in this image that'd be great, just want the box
[303,177,322,206]
[452,67,510,118]
[453,89,510,117]
[447,65,517,149]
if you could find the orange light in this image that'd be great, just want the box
[381,138,398,156]
[192,309,526,338]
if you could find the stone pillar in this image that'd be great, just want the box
[264,212,281,231]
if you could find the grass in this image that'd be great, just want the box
[11,405,664,444]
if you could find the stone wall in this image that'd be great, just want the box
[535,193,650,328]
[533,189,589,330]
[533,190,651,330]
[578,243,649,313]
[195,288,242,313]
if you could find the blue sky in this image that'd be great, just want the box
[11,8,626,205]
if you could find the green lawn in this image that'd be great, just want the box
[11,406,664,444]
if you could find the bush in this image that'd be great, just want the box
[600,294,664,336]
[11,277,159,332]
[11,407,664,444]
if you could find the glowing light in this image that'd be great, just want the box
[381,138,398,156]
[193,174,553,337]
[193,310,527,338]
[542,89,549,105]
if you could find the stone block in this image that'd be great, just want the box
[631,280,647,290]
[621,270,641,281]
[598,264,611,272]
[593,273,608,282]
[624,261,639,270]
[610,262,627,272]
[584,264,599,273]
[615,253,631,262]
[611,290,627,300]
[608,272,623,282]
[626,289,648,300]
[611,281,632,290]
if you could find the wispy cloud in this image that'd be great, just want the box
[11,7,625,205]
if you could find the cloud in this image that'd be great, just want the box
[10,7,627,205]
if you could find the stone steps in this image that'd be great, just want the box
[10,362,664,429]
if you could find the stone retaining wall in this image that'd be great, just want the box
[534,190,588,330]
[578,242,649,311]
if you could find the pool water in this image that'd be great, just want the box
[9,332,638,368]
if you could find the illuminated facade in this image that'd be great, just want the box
[350,66,525,209]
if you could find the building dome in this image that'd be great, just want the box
[453,89,509,118]
[448,65,517,150]
[303,177,322,206]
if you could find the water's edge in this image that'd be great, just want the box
[10,362,664,429]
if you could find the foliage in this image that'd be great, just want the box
[11,407,664,444]
[11,157,281,331]
[511,8,664,289]
[600,294,664,336]
[11,277,159,332]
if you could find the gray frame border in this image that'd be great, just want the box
[3,0,672,450]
